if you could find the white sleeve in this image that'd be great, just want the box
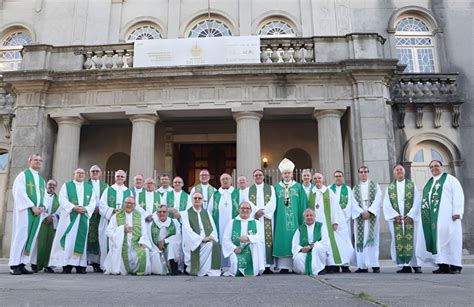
[222,219,237,258]
[407,184,422,220]
[263,186,277,220]
[368,184,382,217]
[12,173,35,211]
[450,176,465,217]
[100,188,114,220]
[59,183,74,214]
[382,187,400,221]
[291,229,302,257]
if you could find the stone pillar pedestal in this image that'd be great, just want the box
[233,111,262,181]
[314,110,344,180]
[52,116,83,187]
[129,114,158,179]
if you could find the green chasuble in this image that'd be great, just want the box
[298,222,322,276]
[303,183,315,200]
[248,183,274,265]
[60,181,93,255]
[23,169,46,256]
[308,189,342,264]
[353,181,377,252]
[421,173,448,255]
[115,210,147,275]
[388,179,415,264]
[232,219,257,276]
[166,190,189,216]
[212,188,240,236]
[150,219,177,272]
[138,190,161,213]
[106,186,132,209]
[273,181,307,257]
[329,184,349,209]
[187,207,221,276]
[36,193,59,270]
[88,179,108,255]
[194,184,216,206]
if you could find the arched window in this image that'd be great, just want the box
[395,16,436,73]
[187,18,232,38]
[127,24,162,41]
[258,19,296,37]
[410,141,452,188]
[1,29,32,71]
[0,151,9,170]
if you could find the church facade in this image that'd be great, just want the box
[0,0,472,258]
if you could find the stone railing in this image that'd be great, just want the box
[391,73,462,128]
[260,37,314,63]
[74,43,134,70]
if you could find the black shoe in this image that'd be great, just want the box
[372,267,380,273]
[44,267,55,273]
[76,266,87,274]
[263,268,274,274]
[355,268,368,273]
[31,264,38,273]
[412,267,422,274]
[9,266,22,275]
[324,266,333,274]
[317,269,326,275]
[433,264,450,274]
[92,263,103,273]
[62,265,72,274]
[449,265,462,274]
[341,266,351,273]
[279,269,290,274]
[19,265,33,274]
[397,266,412,273]
[169,260,179,275]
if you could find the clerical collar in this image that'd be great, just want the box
[73,180,82,184]
[303,182,311,188]
[433,173,443,181]
[174,189,181,193]
[135,187,143,191]
[396,179,405,183]
[145,189,154,193]
[360,180,368,185]
[29,167,39,174]
[192,207,201,213]
[255,182,264,187]
[48,192,55,196]
[305,222,314,227]
[236,216,253,222]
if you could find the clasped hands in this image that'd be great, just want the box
[394,215,413,225]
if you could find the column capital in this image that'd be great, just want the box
[313,109,345,121]
[52,115,84,126]
[232,111,263,121]
[128,113,159,125]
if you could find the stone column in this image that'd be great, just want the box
[52,116,84,187]
[233,111,262,181]
[314,109,344,179]
[129,114,159,179]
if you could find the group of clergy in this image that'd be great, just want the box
[8,154,465,277]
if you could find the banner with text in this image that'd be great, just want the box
[134,36,260,67]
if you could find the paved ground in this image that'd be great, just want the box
[0,263,472,306]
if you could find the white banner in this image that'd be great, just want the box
[134,36,260,67]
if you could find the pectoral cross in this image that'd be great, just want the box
[27,181,35,195]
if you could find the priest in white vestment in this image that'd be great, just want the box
[383,164,422,273]
[49,168,97,274]
[166,176,190,220]
[130,174,144,201]
[351,166,383,273]
[249,169,276,274]
[329,170,355,272]
[292,208,329,276]
[144,205,182,275]
[157,173,173,205]
[301,169,314,201]
[237,175,249,205]
[416,160,465,274]
[181,191,221,276]
[98,170,132,267]
[9,154,47,275]
[188,169,216,212]
[135,177,160,221]
[310,173,354,273]
[222,202,264,277]
[103,196,151,275]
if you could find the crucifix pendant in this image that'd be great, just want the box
[224,202,229,207]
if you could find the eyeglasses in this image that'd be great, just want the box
[91,170,100,173]
[430,165,441,169]
[240,207,251,210]
[359,171,368,174]
[116,175,125,178]
[193,197,202,200]
[157,211,167,213]
[334,175,343,178]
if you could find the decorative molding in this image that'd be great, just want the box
[1,114,13,139]
[415,104,424,128]
[433,105,443,128]
[397,104,406,128]
[452,104,461,128]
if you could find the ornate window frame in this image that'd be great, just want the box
[257,18,296,37]
[185,15,234,38]
[125,23,163,42]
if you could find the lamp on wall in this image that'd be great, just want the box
[262,157,268,168]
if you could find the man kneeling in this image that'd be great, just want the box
[146,205,182,275]
[103,196,150,275]
[292,208,329,275]
[222,202,264,277]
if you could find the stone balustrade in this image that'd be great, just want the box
[74,43,134,70]
[391,73,463,129]
[260,37,314,63]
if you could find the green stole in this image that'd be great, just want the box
[131,188,141,197]
[60,181,93,255]
[88,179,108,255]
[353,181,377,252]
[232,219,257,276]
[187,207,221,276]
[107,186,132,208]
[248,183,273,265]
[388,179,415,264]
[308,189,342,264]
[151,218,177,268]
[36,194,59,270]
[212,188,240,236]
[138,190,160,213]
[421,173,448,255]
[330,184,349,209]
[298,222,322,276]
[115,210,146,275]
[273,181,307,257]
[303,183,315,200]
[23,169,46,256]
[166,190,189,214]
[194,184,215,204]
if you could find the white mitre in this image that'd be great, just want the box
[278,158,295,173]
